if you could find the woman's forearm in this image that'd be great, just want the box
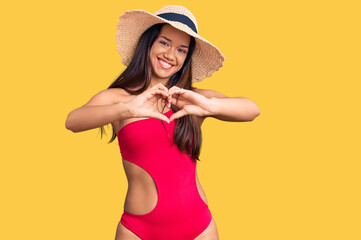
[208,97,260,122]
[65,102,132,133]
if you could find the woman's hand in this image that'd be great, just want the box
[167,86,212,122]
[125,83,171,123]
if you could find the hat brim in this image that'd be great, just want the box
[115,10,225,82]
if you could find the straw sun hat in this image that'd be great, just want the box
[115,5,225,82]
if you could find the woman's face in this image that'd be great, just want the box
[149,24,191,82]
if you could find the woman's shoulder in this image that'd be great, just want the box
[84,87,129,106]
[105,87,128,95]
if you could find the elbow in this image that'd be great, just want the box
[244,98,260,121]
[253,107,261,119]
[65,118,73,132]
[65,113,76,132]
[250,100,260,121]
[247,106,260,121]
[251,110,260,121]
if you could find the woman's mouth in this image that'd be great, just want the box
[158,58,174,69]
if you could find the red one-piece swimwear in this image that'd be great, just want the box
[117,88,212,240]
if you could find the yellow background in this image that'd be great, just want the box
[1,0,360,239]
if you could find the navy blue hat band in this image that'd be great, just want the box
[156,12,198,34]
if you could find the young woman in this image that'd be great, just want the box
[65,5,260,240]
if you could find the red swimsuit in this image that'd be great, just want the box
[117,93,212,239]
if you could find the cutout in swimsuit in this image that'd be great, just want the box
[117,87,212,240]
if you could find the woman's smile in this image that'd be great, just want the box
[158,58,174,69]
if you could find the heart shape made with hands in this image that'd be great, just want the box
[163,87,212,122]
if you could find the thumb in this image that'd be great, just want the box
[169,109,187,122]
[151,113,170,124]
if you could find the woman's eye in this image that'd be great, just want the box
[160,41,168,46]
[178,49,187,54]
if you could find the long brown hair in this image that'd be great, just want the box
[100,23,202,162]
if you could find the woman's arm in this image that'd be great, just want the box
[208,97,260,122]
[195,88,260,122]
[65,89,132,133]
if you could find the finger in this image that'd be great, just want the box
[168,86,181,91]
[150,89,169,98]
[169,109,187,122]
[163,96,171,108]
[169,86,180,91]
[165,98,172,108]
[161,115,170,124]
[169,88,185,92]
[150,113,170,124]
[169,96,178,106]
[168,95,172,107]
[169,88,185,96]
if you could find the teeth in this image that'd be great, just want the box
[159,59,172,68]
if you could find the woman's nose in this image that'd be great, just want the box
[164,48,175,61]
